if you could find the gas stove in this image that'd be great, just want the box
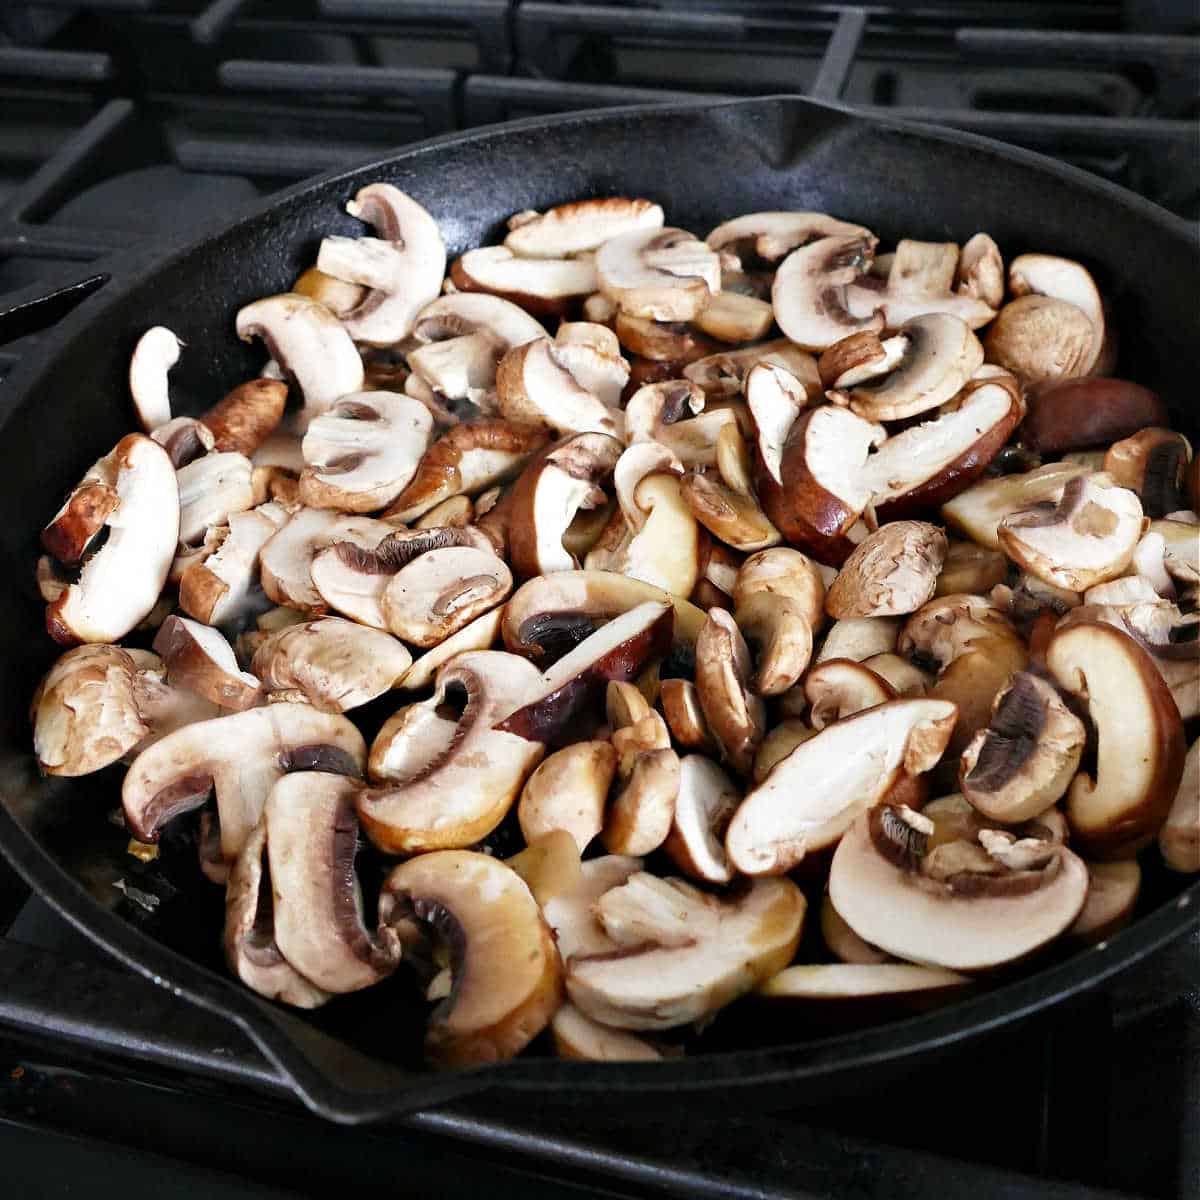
[1,3,1198,1197]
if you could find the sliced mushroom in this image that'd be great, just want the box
[829,803,1089,971]
[955,233,1004,309]
[495,338,620,438]
[450,245,596,316]
[298,392,433,513]
[623,379,736,467]
[758,963,968,1005]
[235,294,364,426]
[398,610,502,693]
[1159,740,1199,874]
[292,264,364,316]
[861,652,931,697]
[817,616,900,664]
[725,698,956,875]
[123,653,224,757]
[614,311,715,363]
[1103,427,1192,518]
[596,226,720,321]
[1008,253,1105,376]
[518,740,616,852]
[1068,859,1142,944]
[803,659,896,729]
[505,197,664,258]
[826,522,947,620]
[223,821,331,1009]
[734,592,813,696]
[45,435,179,646]
[505,829,583,906]
[694,607,766,774]
[998,474,1144,591]
[152,616,262,711]
[406,329,503,409]
[693,290,774,344]
[959,671,1085,824]
[707,211,870,265]
[414,494,474,529]
[378,850,561,1065]
[550,1004,662,1062]
[608,471,702,598]
[734,546,826,633]
[818,329,907,391]
[200,378,288,459]
[542,854,644,962]
[265,772,400,993]
[411,291,546,355]
[662,755,739,883]
[566,873,805,1031]
[819,891,891,965]
[384,418,548,523]
[942,461,1091,550]
[358,651,545,853]
[685,339,821,401]
[1045,620,1186,857]
[771,234,884,349]
[122,703,365,870]
[936,540,1008,597]
[177,506,283,626]
[315,183,445,346]
[752,720,817,784]
[176,451,255,545]
[659,678,716,753]
[681,424,780,554]
[128,325,182,433]
[848,239,995,329]
[553,321,629,407]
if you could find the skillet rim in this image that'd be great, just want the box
[0,92,1197,1123]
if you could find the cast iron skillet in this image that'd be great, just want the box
[0,95,1196,1124]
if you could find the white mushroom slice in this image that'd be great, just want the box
[260,508,398,614]
[734,592,813,695]
[942,462,1092,550]
[693,291,773,344]
[772,234,884,350]
[862,652,932,697]
[298,391,433,512]
[610,472,701,599]
[1068,859,1142,943]
[734,547,826,636]
[1160,740,1199,874]
[1009,253,1105,376]
[518,740,616,852]
[819,891,891,965]
[553,322,630,407]
[496,338,620,438]
[829,804,1089,971]
[662,755,739,883]
[316,183,445,346]
[128,325,182,433]
[504,197,664,259]
[759,963,968,1002]
[152,615,262,711]
[566,874,806,1031]
[235,294,364,426]
[955,233,1004,309]
[151,417,215,469]
[684,340,821,403]
[176,452,255,545]
[998,475,1144,591]
[252,617,411,712]
[825,522,948,619]
[122,703,366,868]
[624,380,735,468]
[695,607,766,774]
[830,314,984,421]
[596,226,720,321]
[707,211,871,264]
[681,424,781,555]
[125,655,224,757]
[178,505,285,626]
[358,651,546,853]
[407,330,502,405]
[725,698,956,875]
[817,617,900,663]
[378,851,561,1066]
[412,291,546,352]
[223,822,331,1009]
[46,435,179,646]
[550,1005,662,1062]
[293,265,364,317]
[803,659,896,729]
[266,772,400,993]
[451,245,597,313]
[613,442,683,533]
[397,607,502,691]
[822,331,909,390]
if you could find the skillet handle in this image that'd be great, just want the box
[0,274,110,347]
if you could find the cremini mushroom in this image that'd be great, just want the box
[1008,252,1106,376]
[496,337,621,438]
[662,754,739,883]
[684,339,821,401]
[178,505,287,626]
[596,226,720,321]
[623,379,735,467]
[128,325,182,433]
[1103,427,1192,518]
[554,322,630,407]
[680,423,781,554]
[152,615,263,711]
[176,451,255,545]
[450,245,596,316]
[771,234,884,349]
[542,854,644,962]
[803,658,896,729]
[201,378,288,459]
[707,211,870,265]
[936,540,1009,597]
[694,289,774,344]
[984,295,1096,383]
[292,265,364,316]
[659,678,716,753]
[1159,740,1199,874]
[955,233,1004,308]
[826,522,948,620]
[733,546,826,633]
[505,197,663,258]
[816,616,900,664]
[518,739,616,852]
[733,591,813,696]
[856,238,996,328]
[1022,377,1169,455]
[695,607,766,774]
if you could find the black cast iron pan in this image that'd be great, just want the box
[0,95,1196,1124]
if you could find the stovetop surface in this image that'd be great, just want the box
[1,3,1198,1197]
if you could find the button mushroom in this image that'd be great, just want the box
[504,197,663,258]
[1103,427,1193,518]
[518,740,617,852]
[152,615,263,711]
[826,522,948,620]
[707,210,871,265]
[496,337,621,438]
[623,379,736,468]
[771,234,885,349]
[1008,252,1106,376]
[450,245,597,316]
[694,607,766,774]
[662,755,739,884]
[596,226,720,321]
[1068,859,1142,944]
[1022,377,1169,456]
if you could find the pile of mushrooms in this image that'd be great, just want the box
[32,185,1198,1067]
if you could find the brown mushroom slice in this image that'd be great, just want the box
[298,392,433,512]
[1046,620,1186,858]
[614,313,718,364]
[251,617,411,712]
[955,233,1004,308]
[1159,740,1199,873]
[1024,377,1169,456]
[829,804,1089,971]
[1103,427,1192,518]
[936,540,1008,597]
[414,494,474,529]
[596,226,720,321]
[662,755,739,883]
[983,295,1095,384]
[223,822,331,1009]
[32,645,150,776]
[505,829,583,907]
[147,416,214,469]
[752,720,816,784]
[412,291,546,354]
[178,506,286,626]
[201,378,288,458]
[826,522,948,620]
[758,963,968,1002]
[450,246,596,315]
[680,427,781,555]
[505,197,664,258]
[819,891,891,965]
[264,772,400,993]
[817,616,900,664]
[998,475,1144,591]
[382,545,511,648]
[496,602,675,747]
[542,854,645,961]
[659,678,716,753]
[550,1004,662,1062]
[496,338,620,438]
[128,325,182,433]
[685,339,821,401]
[397,608,502,692]
[861,653,931,697]
[1068,859,1142,944]
[378,850,561,1066]
[235,294,364,426]
[1009,253,1105,376]
[863,376,1025,522]
[959,672,1085,824]
[726,698,956,875]
[693,291,773,344]
[942,462,1091,551]
[315,183,445,346]
[551,322,628,405]
[518,740,616,852]
[358,651,545,853]
[803,659,897,729]
[734,592,813,696]
[694,607,766,774]
[734,547,826,633]
[122,703,366,869]
[176,451,255,545]
[622,379,735,468]
[566,873,806,1031]
[406,330,502,408]
[706,211,870,265]
[152,616,263,711]
[507,432,622,578]
[125,655,224,757]
[384,419,549,523]
[602,746,680,857]
[772,234,884,350]
[45,435,179,646]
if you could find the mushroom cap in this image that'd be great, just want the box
[825,522,948,620]
[1022,377,1169,455]
[46,435,180,646]
[829,805,1089,971]
[772,234,884,350]
[299,392,433,512]
[734,547,826,632]
[803,658,896,729]
[694,607,766,774]
[128,325,182,433]
[378,850,562,1066]
[1009,252,1105,376]
[518,739,617,852]
[565,873,806,1030]
[706,210,871,264]
[725,697,956,875]
[201,378,288,458]
[983,294,1095,384]
[596,226,720,322]
[505,197,664,259]
[152,615,263,711]
[451,245,597,314]
[899,593,1021,670]
[936,539,1009,598]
